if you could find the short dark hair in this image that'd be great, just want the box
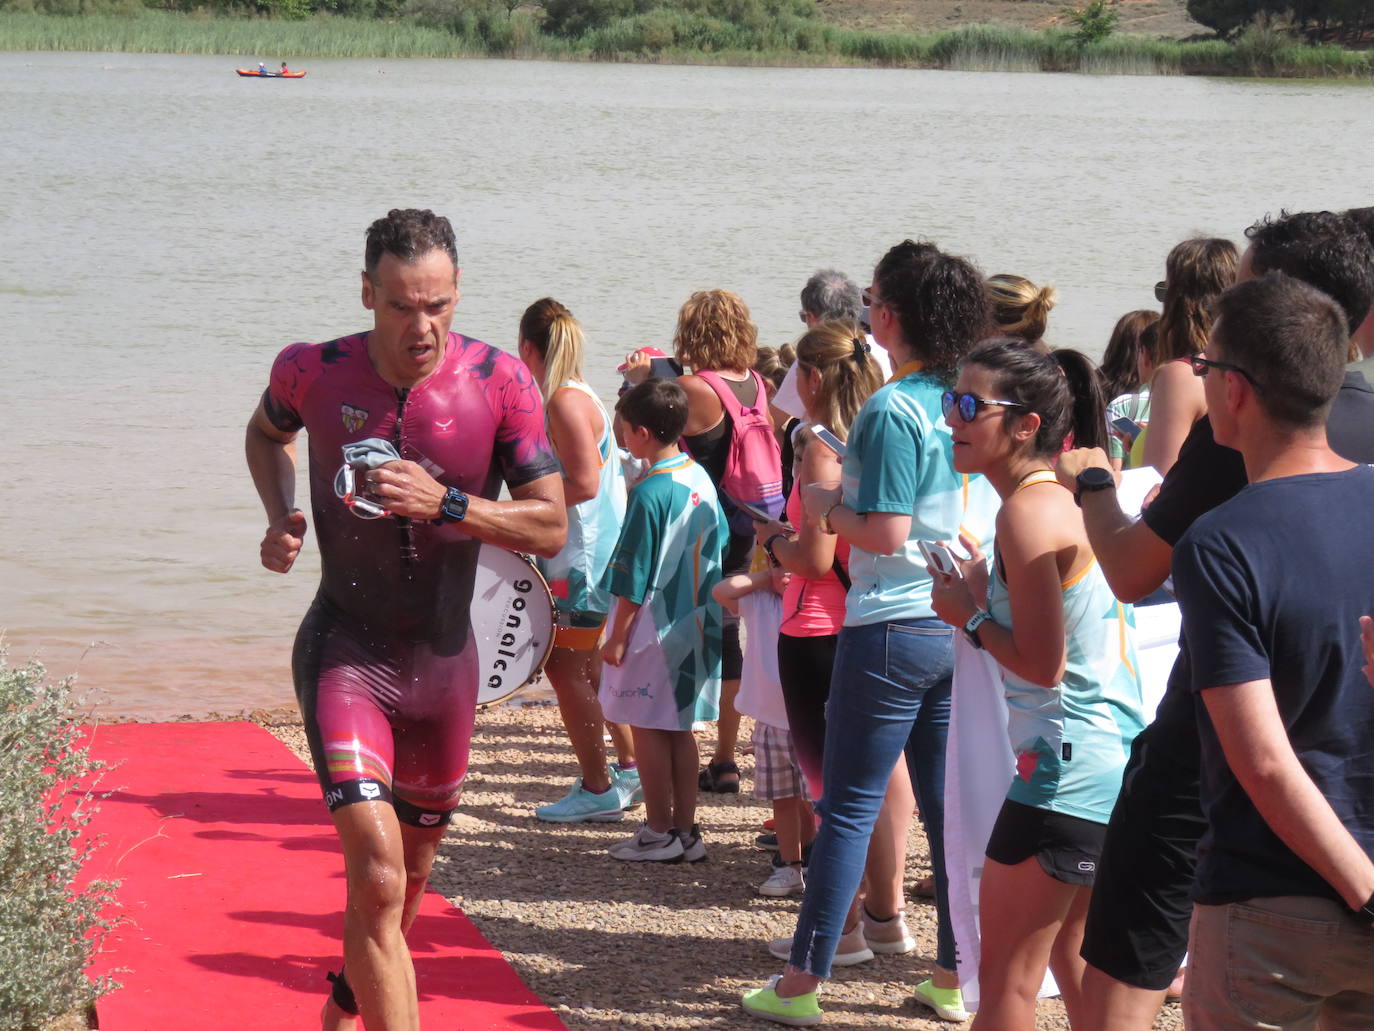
[364,209,459,277]
[616,378,689,444]
[800,270,862,321]
[1211,272,1348,429]
[873,240,989,382]
[964,339,1107,456]
[1344,206,1374,251]
[1245,210,1374,334]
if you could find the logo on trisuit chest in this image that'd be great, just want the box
[341,403,369,433]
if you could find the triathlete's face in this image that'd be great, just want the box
[361,249,460,388]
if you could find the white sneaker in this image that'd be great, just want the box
[758,864,806,898]
[861,907,916,954]
[677,823,707,863]
[768,922,873,966]
[608,823,684,862]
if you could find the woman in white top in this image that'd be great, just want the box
[518,298,637,823]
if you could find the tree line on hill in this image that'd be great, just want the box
[1188,0,1372,41]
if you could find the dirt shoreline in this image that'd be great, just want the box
[240,702,1184,1030]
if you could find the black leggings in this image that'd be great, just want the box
[776,631,838,800]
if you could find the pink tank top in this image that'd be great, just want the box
[779,486,849,637]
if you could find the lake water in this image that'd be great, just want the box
[1,50,1369,716]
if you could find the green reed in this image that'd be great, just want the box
[3,10,1373,78]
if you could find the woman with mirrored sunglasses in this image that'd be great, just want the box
[930,339,1146,1031]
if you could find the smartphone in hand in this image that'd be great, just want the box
[808,424,847,458]
[918,539,962,579]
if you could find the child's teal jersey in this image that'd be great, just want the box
[988,552,1146,824]
[841,365,999,626]
[600,453,727,731]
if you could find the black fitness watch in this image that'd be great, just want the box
[435,486,470,523]
[1074,466,1116,507]
[763,532,788,566]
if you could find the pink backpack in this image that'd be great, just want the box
[695,370,784,535]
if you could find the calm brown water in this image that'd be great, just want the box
[1,50,1369,716]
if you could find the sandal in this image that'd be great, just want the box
[697,760,740,793]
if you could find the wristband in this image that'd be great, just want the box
[963,609,992,649]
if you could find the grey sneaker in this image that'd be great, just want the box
[608,823,683,862]
[769,922,873,966]
[861,907,916,954]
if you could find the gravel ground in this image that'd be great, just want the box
[259,703,1184,1031]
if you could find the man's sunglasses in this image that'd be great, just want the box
[1187,354,1261,391]
[941,391,1026,423]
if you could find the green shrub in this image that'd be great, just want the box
[1063,0,1118,47]
[0,650,119,1031]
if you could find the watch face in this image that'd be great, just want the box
[1079,467,1114,490]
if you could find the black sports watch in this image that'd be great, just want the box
[1074,466,1115,507]
[435,486,470,523]
[763,532,788,566]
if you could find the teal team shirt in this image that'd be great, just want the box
[988,550,1146,824]
[842,367,999,627]
[599,453,727,731]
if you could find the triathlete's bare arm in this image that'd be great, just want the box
[245,399,307,574]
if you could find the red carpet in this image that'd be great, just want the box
[80,721,565,1030]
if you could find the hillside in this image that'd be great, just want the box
[817,0,1207,39]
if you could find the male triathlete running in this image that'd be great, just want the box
[245,208,565,1031]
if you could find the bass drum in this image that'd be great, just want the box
[471,544,558,708]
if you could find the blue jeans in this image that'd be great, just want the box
[788,617,957,977]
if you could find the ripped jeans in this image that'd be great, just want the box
[787,617,957,977]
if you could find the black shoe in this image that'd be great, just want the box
[755,832,778,851]
[697,760,740,793]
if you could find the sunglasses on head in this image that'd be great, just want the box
[941,391,1027,423]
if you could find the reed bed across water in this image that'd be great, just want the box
[2,11,1373,79]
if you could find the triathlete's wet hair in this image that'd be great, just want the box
[963,338,1107,456]
[617,378,690,445]
[873,240,989,383]
[364,209,458,278]
[1211,272,1348,430]
[1247,210,1374,334]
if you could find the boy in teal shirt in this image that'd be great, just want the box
[601,379,727,863]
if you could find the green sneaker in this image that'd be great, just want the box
[911,979,969,1023]
[741,975,822,1027]
[536,778,625,823]
[611,763,644,808]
